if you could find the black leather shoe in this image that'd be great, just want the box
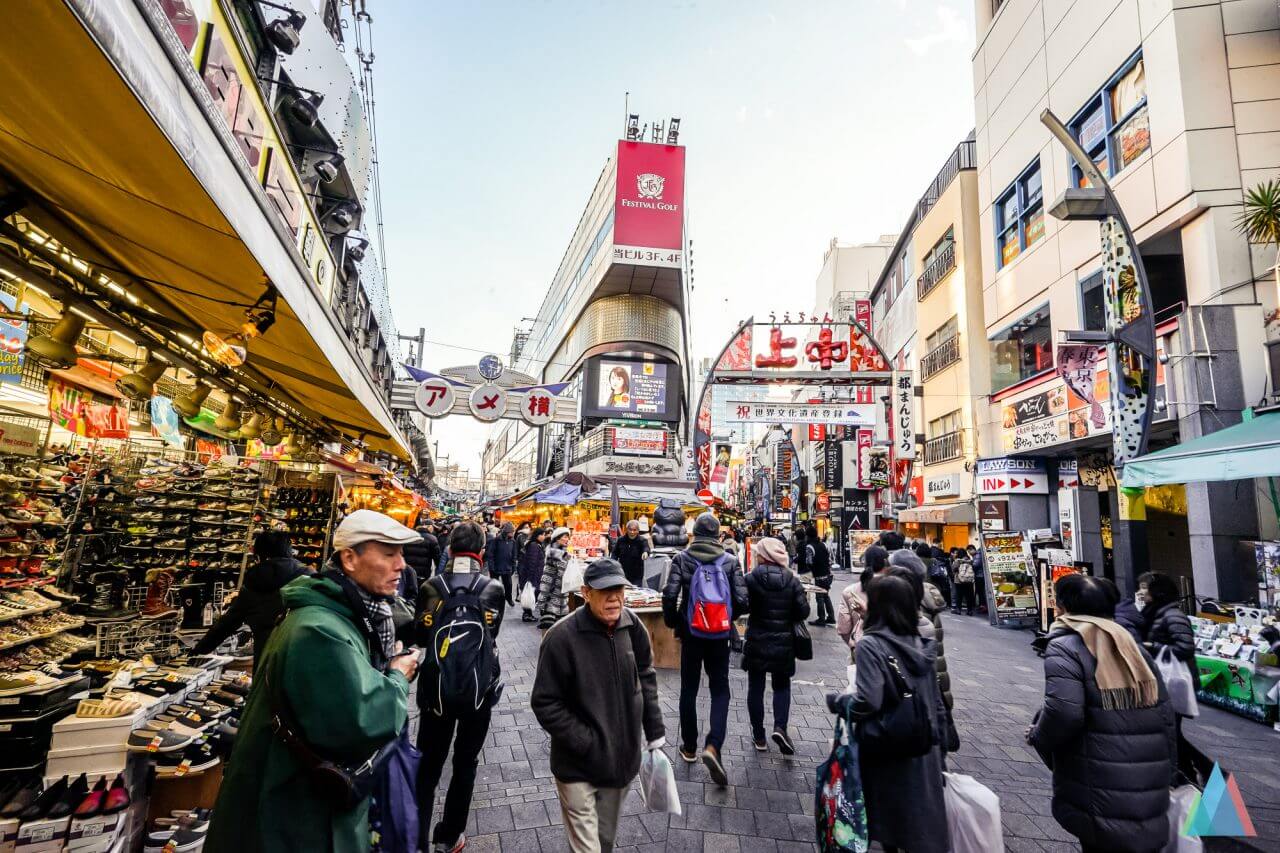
[19,776,68,820]
[46,773,88,819]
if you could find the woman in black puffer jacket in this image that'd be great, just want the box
[1029,574,1175,853]
[741,537,809,754]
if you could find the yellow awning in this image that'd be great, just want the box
[0,2,407,458]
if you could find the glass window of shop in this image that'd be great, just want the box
[1069,52,1149,188]
[994,159,1044,269]
[1079,270,1106,332]
[989,304,1052,393]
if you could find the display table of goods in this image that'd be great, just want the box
[70,458,267,650]
[1191,611,1280,724]
[0,643,250,853]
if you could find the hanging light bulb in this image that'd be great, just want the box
[260,416,284,446]
[214,399,241,432]
[239,411,263,440]
[172,381,212,418]
[115,355,168,402]
[202,285,277,368]
[25,313,85,370]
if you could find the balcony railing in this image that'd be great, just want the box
[917,241,956,300]
[920,335,961,381]
[915,138,977,222]
[924,430,963,465]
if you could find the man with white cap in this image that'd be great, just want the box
[207,509,422,853]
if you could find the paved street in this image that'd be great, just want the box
[415,568,1280,852]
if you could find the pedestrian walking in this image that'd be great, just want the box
[835,545,889,662]
[662,512,748,786]
[487,521,518,605]
[1112,578,1144,643]
[1028,574,1175,853]
[536,526,572,629]
[719,529,741,559]
[193,531,311,671]
[742,537,808,754]
[952,550,977,616]
[804,522,836,626]
[886,553,953,711]
[967,543,987,612]
[828,573,949,853]
[531,558,665,853]
[206,510,421,853]
[517,527,547,623]
[916,541,951,607]
[404,521,440,581]
[1137,571,1210,785]
[414,521,506,853]
[610,520,649,587]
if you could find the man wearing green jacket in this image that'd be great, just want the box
[207,510,422,853]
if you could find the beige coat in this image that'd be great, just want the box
[835,579,865,661]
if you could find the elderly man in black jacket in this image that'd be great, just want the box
[662,512,748,785]
[532,558,665,853]
[610,520,649,587]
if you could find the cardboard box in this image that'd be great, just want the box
[13,813,68,852]
[65,810,125,853]
[0,815,18,853]
[48,710,142,752]
[44,743,129,780]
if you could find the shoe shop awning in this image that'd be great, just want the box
[1121,410,1280,489]
[0,2,408,458]
[896,502,976,525]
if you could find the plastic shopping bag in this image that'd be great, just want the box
[942,772,1003,853]
[519,582,536,611]
[1156,647,1199,718]
[1165,784,1204,853]
[637,748,682,815]
[561,559,585,594]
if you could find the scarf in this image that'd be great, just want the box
[1055,614,1158,710]
[354,584,396,670]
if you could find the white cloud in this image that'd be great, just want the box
[905,6,967,56]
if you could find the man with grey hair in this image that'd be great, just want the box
[610,520,649,587]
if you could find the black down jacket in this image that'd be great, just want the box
[193,557,311,668]
[402,529,440,581]
[741,562,810,676]
[1029,628,1176,852]
[919,582,952,710]
[1144,601,1196,679]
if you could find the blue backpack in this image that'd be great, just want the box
[686,553,733,639]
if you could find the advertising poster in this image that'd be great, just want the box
[0,420,41,456]
[47,377,128,439]
[612,427,667,457]
[613,140,685,268]
[709,442,731,496]
[981,531,1038,626]
[0,291,27,383]
[596,360,669,418]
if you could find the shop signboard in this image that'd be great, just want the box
[613,140,685,269]
[823,439,841,490]
[577,455,681,479]
[851,428,874,488]
[865,445,890,489]
[925,472,960,500]
[978,498,1008,532]
[854,299,873,335]
[1058,487,1080,561]
[981,531,1039,626]
[1057,459,1079,489]
[892,371,915,459]
[0,420,41,457]
[727,400,876,426]
[612,427,667,457]
[843,488,871,529]
[808,423,825,441]
[0,292,27,383]
[976,457,1049,495]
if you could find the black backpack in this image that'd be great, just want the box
[424,575,497,716]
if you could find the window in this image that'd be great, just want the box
[1069,53,1149,187]
[926,317,958,353]
[924,228,955,268]
[928,410,961,439]
[1079,270,1106,332]
[994,159,1044,268]
[989,304,1052,393]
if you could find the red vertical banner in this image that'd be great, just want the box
[613,141,685,267]
[808,423,825,441]
[854,299,873,335]
[855,428,873,488]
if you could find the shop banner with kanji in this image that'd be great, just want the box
[726,400,876,426]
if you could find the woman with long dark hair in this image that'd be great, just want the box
[517,527,547,623]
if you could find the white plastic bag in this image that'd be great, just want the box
[1165,784,1203,853]
[943,772,1003,853]
[561,559,585,594]
[519,582,536,611]
[637,748,682,815]
[846,664,857,694]
[1156,647,1199,718]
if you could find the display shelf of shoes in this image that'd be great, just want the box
[0,597,60,624]
[0,615,87,652]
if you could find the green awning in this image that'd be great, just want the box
[1121,411,1280,488]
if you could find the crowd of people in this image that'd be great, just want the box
[193,509,1212,853]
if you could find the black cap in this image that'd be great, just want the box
[583,557,629,590]
[692,512,720,538]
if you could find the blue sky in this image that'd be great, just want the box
[372,0,977,471]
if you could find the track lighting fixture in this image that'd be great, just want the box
[116,354,168,402]
[260,416,284,447]
[214,399,241,432]
[239,411,263,440]
[202,284,278,368]
[25,313,85,370]
[172,381,212,418]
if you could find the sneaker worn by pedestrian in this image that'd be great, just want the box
[679,745,699,763]
[701,744,728,786]
[432,834,466,853]
[752,737,768,751]
[771,727,796,756]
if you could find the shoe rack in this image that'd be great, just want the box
[261,469,339,574]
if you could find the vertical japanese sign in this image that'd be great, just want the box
[854,299,873,336]
[0,292,27,383]
[855,428,873,488]
[823,439,841,490]
[892,371,915,459]
[613,140,685,268]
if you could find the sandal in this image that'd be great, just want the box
[76,697,140,718]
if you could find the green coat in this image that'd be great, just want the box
[206,575,409,853]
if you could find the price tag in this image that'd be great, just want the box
[174,759,191,776]
[147,735,163,753]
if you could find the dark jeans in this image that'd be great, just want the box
[679,636,731,752]
[955,581,976,614]
[497,573,513,604]
[746,669,791,739]
[417,704,492,847]
[814,593,835,623]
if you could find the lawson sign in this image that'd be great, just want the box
[977,457,1049,495]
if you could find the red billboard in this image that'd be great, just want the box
[613,141,685,269]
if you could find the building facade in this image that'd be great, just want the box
[971,0,1280,598]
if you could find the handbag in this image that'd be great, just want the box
[793,620,814,661]
[369,728,421,852]
[814,705,869,852]
[855,654,935,759]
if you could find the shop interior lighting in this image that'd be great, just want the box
[115,354,168,402]
[260,416,285,446]
[202,284,277,368]
[214,398,242,432]
[25,313,85,370]
[282,432,303,456]
[239,411,264,440]
[172,381,212,418]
